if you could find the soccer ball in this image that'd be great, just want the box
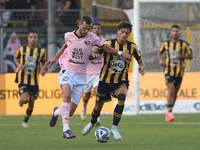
[94,126,111,143]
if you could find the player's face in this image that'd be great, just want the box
[91,25,102,37]
[117,28,130,43]
[79,21,92,37]
[28,33,38,45]
[170,27,180,40]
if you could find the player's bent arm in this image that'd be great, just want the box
[40,62,46,77]
[177,53,193,59]
[101,45,132,62]
[157,52,165,66]
[14,57,25,71]
[137,59,145,76]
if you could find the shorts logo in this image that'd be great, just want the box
[63,76,69,81]
[20,89,23,94]
[165,75,170,79]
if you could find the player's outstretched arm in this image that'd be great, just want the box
[40,62,46,76]
[101,45,132,62]
[176,51,193,59]
[45,44,67,69]
[137,59,145,76]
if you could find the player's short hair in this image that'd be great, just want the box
[171,24,180,30]
[81,15,93,25]
[117,21,133,33]
[91,22,102,29]
[28,30,37,35]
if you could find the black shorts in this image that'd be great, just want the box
[18,84,39,99]
[96,81,129,103]
[165,74,183,89]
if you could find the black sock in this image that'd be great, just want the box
[113,94,125,126]
[23,107,33,122]
[167,104,173,113]
[91,108,100,124]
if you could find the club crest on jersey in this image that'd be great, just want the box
[84,41,90,45]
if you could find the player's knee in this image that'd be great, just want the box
[117,94,126,105]
[94,103,103,112]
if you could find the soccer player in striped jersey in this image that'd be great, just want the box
[82,21,145,141]
[45,16,132,139]
[158,24,193,122]
[14,31,46,127]
[81,22,106,122]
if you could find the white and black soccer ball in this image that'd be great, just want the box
[95,126,111,143]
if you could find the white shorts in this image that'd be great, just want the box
[57,70,86,105]
[84,74,100,93]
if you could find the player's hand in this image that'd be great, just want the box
[18,64,25,71]
[40,66,46,76]
[138,66,145,76]
[121,53,132,63]
[44,58,56,69]
[176,51,181,58]
[89,53,100,60]
[159,60,165,66]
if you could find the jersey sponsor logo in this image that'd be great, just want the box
[109,60,125,73]
[72,48,83,59]
[25,61,36,70]
[68,59,85,64]
[84,41,90,45]
[169,50,180,66]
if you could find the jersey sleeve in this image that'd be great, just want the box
[91,33,104,47]
[15,47,21,59]
[159,42,166,53]
[96,40,110,54]
[185,43,193,55]
[131,44,141,61]
[41,49,46,62]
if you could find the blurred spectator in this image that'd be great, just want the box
[107,0,128,22]
[5,0,36,27]
[0,0,10,27]
[55,0,81,27]
[28,0,48,27]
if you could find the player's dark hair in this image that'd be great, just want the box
[91,22,102,29]
[28,30,37,35]
[117,21,132,33]
[171,24,180,30]
[81,15,93,25]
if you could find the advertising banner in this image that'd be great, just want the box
[0,72,199,115]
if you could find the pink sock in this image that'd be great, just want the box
[54,109,61,116]
[61,102,70,124]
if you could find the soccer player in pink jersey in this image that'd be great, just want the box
[81,22,106,122]
[44,15,132,139]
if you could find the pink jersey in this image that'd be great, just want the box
[59,31,104,77]
[87,37,106,75]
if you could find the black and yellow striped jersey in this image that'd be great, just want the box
[15,44,46,86]
[159,39,192,77]
[97,39,141,84]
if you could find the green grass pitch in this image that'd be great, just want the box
[0,114,200,150]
